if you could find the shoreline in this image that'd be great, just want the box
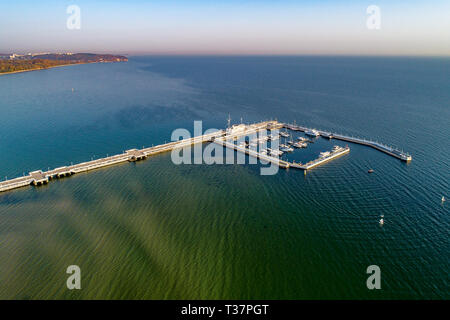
[0,61,118,76]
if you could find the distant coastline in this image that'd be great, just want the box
[0,61,116,76]
[0,53,128,75]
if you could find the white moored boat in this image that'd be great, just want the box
[280,145,294,152]
[293,142,307,148]
[267,148,283,156]
[305,129,320,137]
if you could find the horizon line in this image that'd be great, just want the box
[2,51,449,59]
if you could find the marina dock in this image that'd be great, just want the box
[213,138,291,168]
[290,146,350,170]
[284,124,412,162]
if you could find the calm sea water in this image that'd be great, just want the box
[0,56,448,299]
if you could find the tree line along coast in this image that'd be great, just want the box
[0,53,128,74]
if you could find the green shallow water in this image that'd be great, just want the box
[1,149,447,299]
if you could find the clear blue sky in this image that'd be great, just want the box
[1,0,449,55]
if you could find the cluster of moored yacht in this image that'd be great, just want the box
[236,129,313,157]
[284,134,309,151]
[305,128,320,137]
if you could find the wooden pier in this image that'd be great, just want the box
[0,120,410,194]
[0,128,229,193]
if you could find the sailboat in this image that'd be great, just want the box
[280,128,289,138]
[293,141,306,148]
[280,145,294,152]
[287,133,294,145]
[280,139,293,152]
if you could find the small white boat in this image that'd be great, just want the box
[268,135,279,141]
[287,134,294,145]
[379,218,384,225]
[305,129,320,137]
[442,196,446,202]
[280,131,289,138]
[280,146,294,152]
[267,148,283,156]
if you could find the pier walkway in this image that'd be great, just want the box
[0,128,227,193]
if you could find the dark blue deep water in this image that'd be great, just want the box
[0,56,448,299]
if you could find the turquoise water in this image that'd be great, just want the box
[0,56,448,299]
